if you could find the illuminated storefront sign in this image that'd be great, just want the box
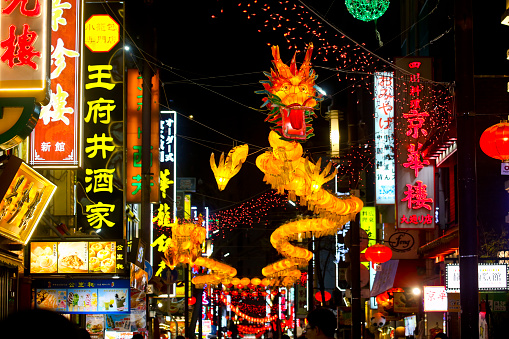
[0,0,51,150]
[423,286,448,312]
[374,71,395,204]
[34,279,130,314]
[30,0,80,167]
[29,240,126,274]
[446,264,508,291]
[84,14,119,53]
[395,58,435,229]
[152,110,177,226]
[77,1,124,239]
[360,206,376,250]
[0,156,56,244]
[126,69,160,203]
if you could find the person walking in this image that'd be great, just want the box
[304,308,336,339]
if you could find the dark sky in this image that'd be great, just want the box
[125,1,509,235]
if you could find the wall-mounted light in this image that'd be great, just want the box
[502,8,509,25]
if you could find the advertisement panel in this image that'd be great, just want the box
[126,69,160,203]
[30,0,81,167]
[446,264,508,291]
[423,286,448,312]
[0,156,56,244]
[374,71,395,204]
[395,58,435,230]
[29,240,126,274]
[77,1,124,239]
[34,279,130,314]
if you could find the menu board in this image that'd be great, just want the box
[34,279,130,314]
[30,241,126,274]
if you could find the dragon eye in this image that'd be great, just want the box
[300,85,308,92]
[282,84,289,91]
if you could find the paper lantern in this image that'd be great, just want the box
[210,144,249,190]
[364,244,392,267]
[188,296,196,306]
[345,0,390,22]
[480,121,509,161]
[314,291,331,302]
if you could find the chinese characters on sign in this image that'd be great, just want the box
[446,264,508,291]
[395,58,435,229]
[0,156,56,244]
[374,71,395,204]
[30,0,80,167]
[423,286,448,312]
[77,2,124,239]
[126,69,160,203]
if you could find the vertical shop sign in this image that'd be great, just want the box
[395,58,435,229]
[77,1,124,239]
[30,0,80,167]
[126,69,160,203]
[374,71,395,204]
[0,0,51,150]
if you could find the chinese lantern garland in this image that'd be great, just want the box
[220,294,278,323]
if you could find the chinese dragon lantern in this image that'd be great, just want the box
[257,43,323,141]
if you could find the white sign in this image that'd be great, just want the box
[446,264,508,290]
[423,286,448,312]
[501,163,509,175]
[374,71,395,204]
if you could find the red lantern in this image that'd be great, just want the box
[314,291,331,302]
[188,296,196,305]
[364,244,392,267]
[480,121,509,161]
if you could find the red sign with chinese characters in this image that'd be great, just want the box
[29,0,80,167]
[395,58,435,229]
[0,0,50,102]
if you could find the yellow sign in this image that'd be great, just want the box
[84,15,120,53]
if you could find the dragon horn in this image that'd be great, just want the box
[299,43,314,76]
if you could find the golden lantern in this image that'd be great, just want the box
[210,144,249,191]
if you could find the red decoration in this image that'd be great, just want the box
[364,244,392,267]
[188,296,196,306]
[480,122,509,161]
[314,291,331,302]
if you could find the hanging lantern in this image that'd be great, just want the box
[480,121,509,161]
[314,291,332,303]
[188,296,196,306]
[345,0,390,22]
[364,244,392,267]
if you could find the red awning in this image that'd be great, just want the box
[418,228,459,259]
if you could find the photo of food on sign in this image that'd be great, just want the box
[30,242,58,273]
[36,289,67,312]
[58,242,88,273]
[89,242,117,273]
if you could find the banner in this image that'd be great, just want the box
[77,1,124,239]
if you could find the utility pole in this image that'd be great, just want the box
[454,1,479,338]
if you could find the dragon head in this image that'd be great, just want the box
[258,43,323,141]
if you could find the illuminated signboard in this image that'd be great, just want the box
[77,1,124,239]
[446,263,508,291]
[126,69,160,203]
[0,156,56,244]
[84,14,119,53]
[0,0,50,101]
[374,71,395,204]
[360,206,376,251]
[34,279,130,314]
[395,58,435,229]
[30,0,81,168]
[423,286,448,312]
[29,240,126,274]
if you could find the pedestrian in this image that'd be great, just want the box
[0,308,80,339]
[305,308,336,339]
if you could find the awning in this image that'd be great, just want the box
[371,259,427,297]
[0,249,23,268]
[418,227,459,259]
